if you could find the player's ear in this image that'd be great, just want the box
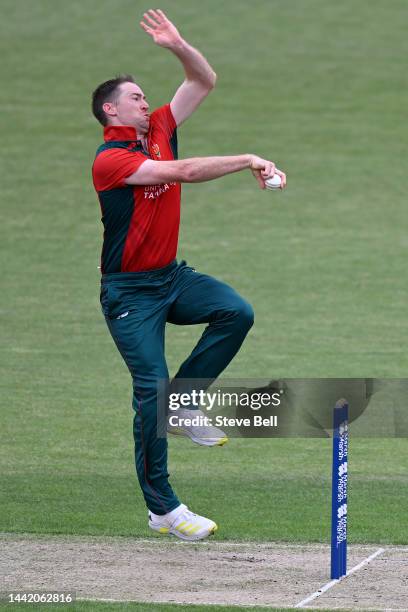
[102,101,117,118]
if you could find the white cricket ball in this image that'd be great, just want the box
[265,173,282,190]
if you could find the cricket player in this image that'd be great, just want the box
[91,9,286,541]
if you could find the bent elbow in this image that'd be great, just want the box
[204,72,217,91]
[202,72,217,92]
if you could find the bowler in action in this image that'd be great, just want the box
[91,9,286,541]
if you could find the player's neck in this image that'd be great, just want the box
[139,135,148,149]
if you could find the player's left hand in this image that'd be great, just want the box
[140,9,183,49]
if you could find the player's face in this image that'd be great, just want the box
[113,82,150,133]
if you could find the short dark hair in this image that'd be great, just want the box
[91,74,136,126]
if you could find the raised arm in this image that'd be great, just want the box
[140,9,216,126]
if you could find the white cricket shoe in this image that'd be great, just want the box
[148,504,218,541]
[167,407,228,447]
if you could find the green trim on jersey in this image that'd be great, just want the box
[95,141,150,158]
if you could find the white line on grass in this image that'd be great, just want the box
[294,547,385,608]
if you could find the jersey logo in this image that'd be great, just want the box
[152,143,161,158]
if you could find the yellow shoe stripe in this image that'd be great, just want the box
[177,521,187,531]
[174,522,215,536]
[184,525,201,534]
[175,522,201,535]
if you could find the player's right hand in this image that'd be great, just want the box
[140,9,183,49]
[249,154,286,189]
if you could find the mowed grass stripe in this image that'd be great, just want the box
[1,439,407,543]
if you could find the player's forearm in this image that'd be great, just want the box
[181,155,251,182]
[170,39,216,88]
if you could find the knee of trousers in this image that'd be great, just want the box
[225,298,255,331]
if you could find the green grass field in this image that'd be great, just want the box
[1,1,408,610]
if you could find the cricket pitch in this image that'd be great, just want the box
[1,534,406,610]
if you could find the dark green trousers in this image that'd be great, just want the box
[100,260,254,514]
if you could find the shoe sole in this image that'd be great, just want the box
[168,428,228,447]
[149,522,218,541]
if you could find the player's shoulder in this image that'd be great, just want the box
[150,104,177,134]
[93,142,146,172]
[92,144,147,191]
[95,141,137,158]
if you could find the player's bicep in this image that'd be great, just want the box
[170,80,212,126]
